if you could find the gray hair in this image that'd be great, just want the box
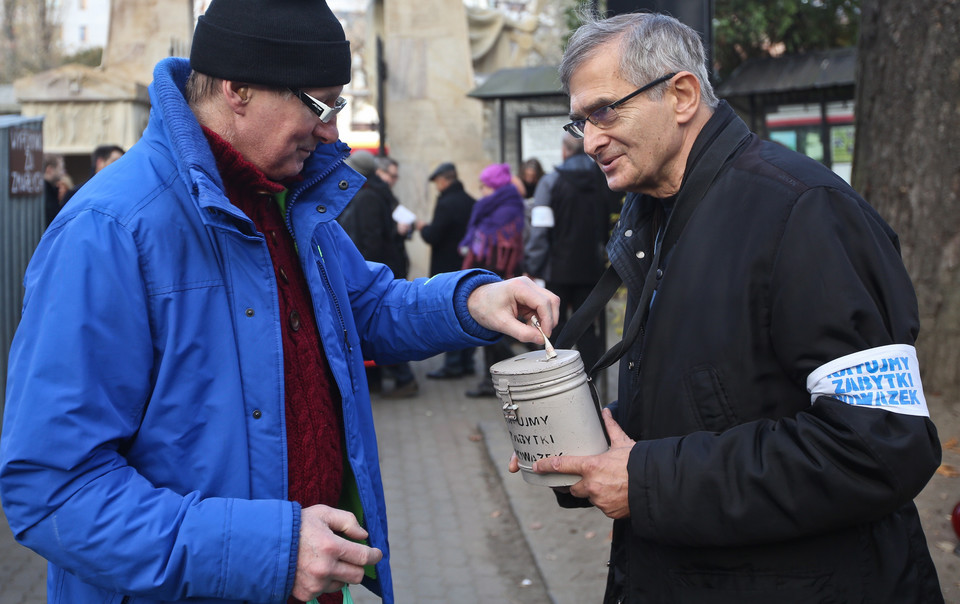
[562,133,585,155]
[185,71,222,106]
[374,156,398,172]
[185,71,294,109]
[559,10,718,108]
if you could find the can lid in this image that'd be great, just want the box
[490,349,582,379]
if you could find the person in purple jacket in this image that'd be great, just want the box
[458,163,526,397]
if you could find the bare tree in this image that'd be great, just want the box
[37,0,54,55]
[1,0,19,80]
[853,0,960,407]
[0,0,61,82]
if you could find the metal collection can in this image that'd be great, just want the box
[490,349,609,487]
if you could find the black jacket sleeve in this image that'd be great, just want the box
[339,188,388,263]
[419,198,453,247]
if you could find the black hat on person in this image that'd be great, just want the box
[428,162,457,181]
[190,0,351,89]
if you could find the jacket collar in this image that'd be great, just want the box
[147,57,359,220]
[440,180,466,198]
[679,101,745,190]
[556,152,597,175]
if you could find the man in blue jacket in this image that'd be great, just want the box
[516,11,943,604]
[0,1,558,603]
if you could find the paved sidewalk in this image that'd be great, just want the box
[0,505,45,604]
[352,356,611,604]
[917,399,960,601]
[2,356,959,604]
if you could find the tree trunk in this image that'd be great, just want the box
[1,0,18,81]
[853,0,960,409]
[38,0,53,61]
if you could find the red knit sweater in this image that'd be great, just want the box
[204,128,344,604]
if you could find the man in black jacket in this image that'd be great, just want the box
[339,151,410,279]
[418,162,478,379]
[515,11,944,603]
[340,150,418,398]
[524,134,619,372]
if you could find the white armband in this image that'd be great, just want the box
[806,344,928,417]
[530,205,555,228]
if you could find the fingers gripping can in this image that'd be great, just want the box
[490,349,610,487]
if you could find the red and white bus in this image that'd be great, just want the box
[765,101,855,183]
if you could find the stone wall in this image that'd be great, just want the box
[375,0,567,278]
[376,0,490,278]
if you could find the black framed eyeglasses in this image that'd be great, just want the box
[563,72,677,139]
[290,88,347,123]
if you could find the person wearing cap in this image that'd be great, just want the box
[0,2,559,604]
[513,11,943,604]
[458,163,526,397]
[417,162,477,379]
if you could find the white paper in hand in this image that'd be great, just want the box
[392,204,416,225]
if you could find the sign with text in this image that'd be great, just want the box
[9,127,43,197]
[519,114,567,173]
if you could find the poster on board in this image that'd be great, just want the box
[519,114,568,174]
[8,126,43,198]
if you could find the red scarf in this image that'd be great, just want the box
[203,128,344,604]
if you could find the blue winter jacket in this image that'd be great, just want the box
[0,57,499,603]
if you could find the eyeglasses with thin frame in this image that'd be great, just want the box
[290,88,347,123]
[563,72,677,139]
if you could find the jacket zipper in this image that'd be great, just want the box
[282,152,348,236]
[635,324,645,373]
[316,247,354,385]
[284,151,355,388]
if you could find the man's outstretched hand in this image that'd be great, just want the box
[467,276,560,344]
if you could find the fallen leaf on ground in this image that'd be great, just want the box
[936,464,959,478]
[943,437,959,453]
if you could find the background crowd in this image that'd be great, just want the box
[340,143,621,400]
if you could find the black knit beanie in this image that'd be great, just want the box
[190,0,351,89]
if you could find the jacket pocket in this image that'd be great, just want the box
[683,365,738,431]
[667,568,838,604]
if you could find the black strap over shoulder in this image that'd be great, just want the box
[555,108,750,379]
[555,264,622,350]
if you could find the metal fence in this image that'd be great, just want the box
[0,115,45,423]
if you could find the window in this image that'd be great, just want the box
[765,102,855,182]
